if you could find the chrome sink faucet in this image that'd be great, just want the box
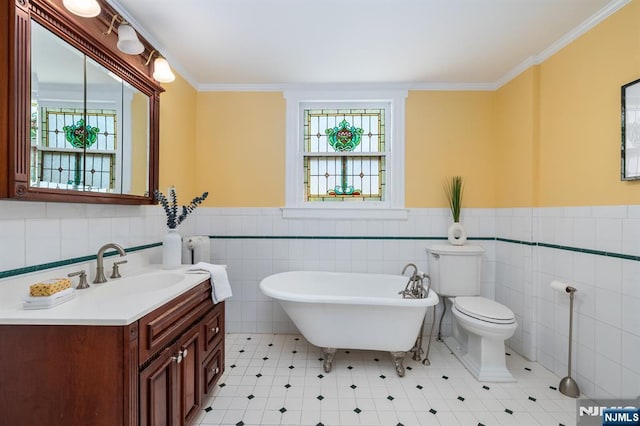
[94,243,126,284]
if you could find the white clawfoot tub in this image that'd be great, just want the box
[259,271,439,376]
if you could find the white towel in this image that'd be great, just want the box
[187,262,232,304]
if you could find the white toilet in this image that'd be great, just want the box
[427,244,518,382]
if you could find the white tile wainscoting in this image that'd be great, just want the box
[495,206,640,400]
[1,201,639,402]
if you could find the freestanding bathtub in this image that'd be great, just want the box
[259,270,439,376]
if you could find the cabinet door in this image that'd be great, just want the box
[202,305,223,353]
[203,342,225,396]
[140,346,180,426]
[178,325,202,425]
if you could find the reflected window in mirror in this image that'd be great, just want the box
[28,19,151,197]
[32,107,117,190]
[2,0,163,204]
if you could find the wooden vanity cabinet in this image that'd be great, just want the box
[202,302,226,396]
[0,279,225,426]
[139,324,202,425]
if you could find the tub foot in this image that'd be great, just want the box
[322,348,337,373]
[390,351,406,377]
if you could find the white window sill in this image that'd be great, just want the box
[281,207,408,220]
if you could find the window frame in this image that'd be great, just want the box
[283,88,408,220]
[31,82,137,194]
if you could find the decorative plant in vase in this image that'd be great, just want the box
[154,187,208,269]
[444,175,467,245]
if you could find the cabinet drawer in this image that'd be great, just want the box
[139,280,214,364]
[203,343,224,395]
[202,302,225,354]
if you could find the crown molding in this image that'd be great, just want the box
[408,82,498,91]
[494,56,538,89]
[198,81,498,93]
[536,0,630,65]
[200,82,416,92]
[198,83,286,92]
[495,0,631,89]
[109,0,631,93]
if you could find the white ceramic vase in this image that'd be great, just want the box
[447,222,467,246]
[162,229,182,269]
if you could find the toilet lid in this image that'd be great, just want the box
[454,296,516,324]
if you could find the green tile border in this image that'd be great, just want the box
[495,237,537,246]
[496,238,640,261]
[535,242,640,262]
[2,236,638,280]
[208,235,491,241]
[211,235,639,261]
[0,242,161,280]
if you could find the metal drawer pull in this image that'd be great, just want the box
[210,367,219,375]
[172,349,188,364]
[212,326,219,334]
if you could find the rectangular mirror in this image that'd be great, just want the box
[2,0,162,205]
[30,21,150,196]
[621,78,640,180]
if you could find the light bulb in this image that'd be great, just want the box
[153,57,176,83]
[62,0,101,18]
[116,24,144,55]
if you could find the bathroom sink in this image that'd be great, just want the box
[100,271,184,294]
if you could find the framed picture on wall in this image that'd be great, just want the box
[621,78,640,180]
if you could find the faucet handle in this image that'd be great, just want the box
[68,270,90,290]
[110,260,128,279]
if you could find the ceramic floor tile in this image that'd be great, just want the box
[197,333,577,426]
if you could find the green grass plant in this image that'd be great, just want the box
[444,176,464,222]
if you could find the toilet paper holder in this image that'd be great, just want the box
[550,280,580,398]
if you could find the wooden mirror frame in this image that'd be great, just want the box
[1,0,163,204]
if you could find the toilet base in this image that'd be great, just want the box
[443,336,516,382]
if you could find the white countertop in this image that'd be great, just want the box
[0,264,210,326]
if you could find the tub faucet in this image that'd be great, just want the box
[401,263,418,280]
[399,263,430,299]
[94,243,126,284]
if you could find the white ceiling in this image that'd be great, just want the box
[111,0,627,90]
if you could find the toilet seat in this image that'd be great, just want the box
[453,296,516,325]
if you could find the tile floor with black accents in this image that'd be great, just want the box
[192,334,577,426]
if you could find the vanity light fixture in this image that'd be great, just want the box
[63,0,101,18]
[116,22,144,55]
[104,14,144,55]
[153,57,176,83]
[145,50,176,83]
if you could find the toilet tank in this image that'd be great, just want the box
[426,244,484,297]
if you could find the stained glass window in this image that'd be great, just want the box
[303,108,385,202]
[31,107,117,190]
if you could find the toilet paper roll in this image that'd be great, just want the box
[550,280,570,293]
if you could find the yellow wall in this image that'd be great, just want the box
[494,68,538,207]
[159,2,640,209]
[130,91,148,196]
[158,73,198,200]
[194,92,286,207]
[183,90,497,208]
[405,91,497,208]
[536,1,640,206]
